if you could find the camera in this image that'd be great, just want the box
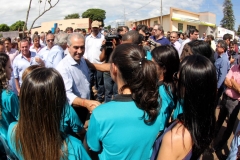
[147,39,157,47]
[105,34,122,49]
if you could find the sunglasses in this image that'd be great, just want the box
[47,39,54,42]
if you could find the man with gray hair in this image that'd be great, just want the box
[150,24,170,46]
[38,33,64,68]
[56,33,100,124]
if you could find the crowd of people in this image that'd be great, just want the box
[0,20,239,160]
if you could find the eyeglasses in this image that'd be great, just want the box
[173,72,179,82]
[47,39,54,42]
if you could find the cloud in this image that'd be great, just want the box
[0,0,209,29]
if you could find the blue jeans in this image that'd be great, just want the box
[103,72,118,102]
[90,70,105,101]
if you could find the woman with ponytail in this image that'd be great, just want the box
[87,44,161,159]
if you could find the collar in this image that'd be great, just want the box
[66,54,81,66]
[21,51,34,59]
[154,35,164,41]
[113,94,132,102]
[90,32,101,38]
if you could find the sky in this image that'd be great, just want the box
[0,0,239,30]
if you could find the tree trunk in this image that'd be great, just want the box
[28,0,60,34]
[23,0,32,37]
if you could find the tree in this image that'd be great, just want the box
[82,9,106,26]
[237,25,240,36]
[104,25,111,30]
[10,21,26,31]
[220,0,235,30]
[23,0,60,35]
[0,24,10,32]
[64,13,80,19]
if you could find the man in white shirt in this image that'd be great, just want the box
[30,34,44,53]
[84,21,105,102]
[179,28,199,57]
[170,32,181,53]
[13,40,43,95]
[38,33,64,68]
[56,33,100,123]
[4,37,19,94]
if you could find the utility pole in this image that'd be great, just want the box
[160,0,163,25]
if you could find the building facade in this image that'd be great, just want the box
[128,7,216,36]
[31,18,91,33]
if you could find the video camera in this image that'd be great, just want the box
[105,34,122,49]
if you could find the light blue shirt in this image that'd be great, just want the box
[56,54,90,105]
[0,90,19,141]
[87,94,162,160]
[7,122,91,160]
[227,130,240,160]
[38,46,50,60]
[214,52,230,88]
[39,45,64,68]
[13,52,39,86]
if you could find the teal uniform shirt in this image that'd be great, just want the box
[158,84,175,131]
[7,122,91,160]
[146,51,152,60]
[61,104,83,135]
[0,90,19,140]
[87,94,162,160]
[172,100,183,120]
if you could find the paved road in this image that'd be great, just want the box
[200,108,240,160]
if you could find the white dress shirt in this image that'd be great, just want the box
[13,52,39,86]
[56,54,90,105]
[178,38,191,57]
[29,45,44,53]
[84,32,104,64]
[38,45,64,68]
[172,41,181,53]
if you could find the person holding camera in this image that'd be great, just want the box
[99,33,121,102]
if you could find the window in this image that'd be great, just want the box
[154,21,158,25]
[59,24,62,26]
[187,25,196,30]
[71,23,75,25]
[178,23,183,32]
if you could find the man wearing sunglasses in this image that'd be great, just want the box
[39,33,64,68]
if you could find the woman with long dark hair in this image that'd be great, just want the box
[7,68,90,160]
[156,55,217,159]
[0,53,19,155]
[87,44,161,159]
[151,45,179,131]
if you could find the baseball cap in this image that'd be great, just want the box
[91,21,100,28]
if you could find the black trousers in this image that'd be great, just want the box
[215,93,240,146]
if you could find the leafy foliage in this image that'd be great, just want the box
[10,21,27,31]
[64,13,80,19]
[237,25,240,36]
[220,0,235,30]
[0,24,10,32]
[82,8,106,26]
